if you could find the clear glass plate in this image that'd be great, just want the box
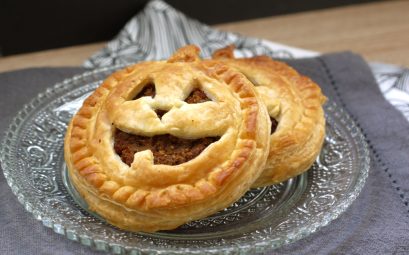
[0,65,370,254]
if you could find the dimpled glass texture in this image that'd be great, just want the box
[0,65,370,254]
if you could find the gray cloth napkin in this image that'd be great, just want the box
[1,53,408,254]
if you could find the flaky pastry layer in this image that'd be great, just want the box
[64,45,271,232]
[213,46,326,187]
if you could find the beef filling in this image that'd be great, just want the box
[133,83,155,100]
[114,132,218,166]
[270,117,278,134]
[155,109,167,119]
[115,88,217,166]
[185,89,210,103]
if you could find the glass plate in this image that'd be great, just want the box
[0,65,370,254]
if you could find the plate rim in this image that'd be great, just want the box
[0,65,370,254]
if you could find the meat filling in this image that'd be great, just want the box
[115,88,217,166]
[133,83,155,99]
[114,132,218,166]
[270,117,278,134]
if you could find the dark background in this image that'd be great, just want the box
[0,0,383,56]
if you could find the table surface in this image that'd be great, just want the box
[0,0,408,73]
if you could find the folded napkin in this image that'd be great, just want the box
[85,0,409,123]
[1,52,409,255]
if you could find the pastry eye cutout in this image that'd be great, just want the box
[242,75,279,133]
[241,75,280,134]
[132,82,156,100]
[270,117,278,134]
[184,88,210,104]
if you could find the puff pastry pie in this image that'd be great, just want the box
[64,45,271,232]
[212,45,326,187]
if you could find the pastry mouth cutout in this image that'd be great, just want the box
[64,45,271,232]
[114,130,219,166]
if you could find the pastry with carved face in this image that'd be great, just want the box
[64,45,271,232]
[212,45,326,187]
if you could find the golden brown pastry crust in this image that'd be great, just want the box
[64,45,271,232]
[213,45,326,187]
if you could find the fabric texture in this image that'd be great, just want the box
[0,68,104,255]
[1,52,408,254]
[84,0,409,123]
[83,0,317,68]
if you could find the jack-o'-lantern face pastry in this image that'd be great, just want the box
[212,45,326,187]
[64,45,271,232]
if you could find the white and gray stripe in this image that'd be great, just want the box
[84,0,409,122]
